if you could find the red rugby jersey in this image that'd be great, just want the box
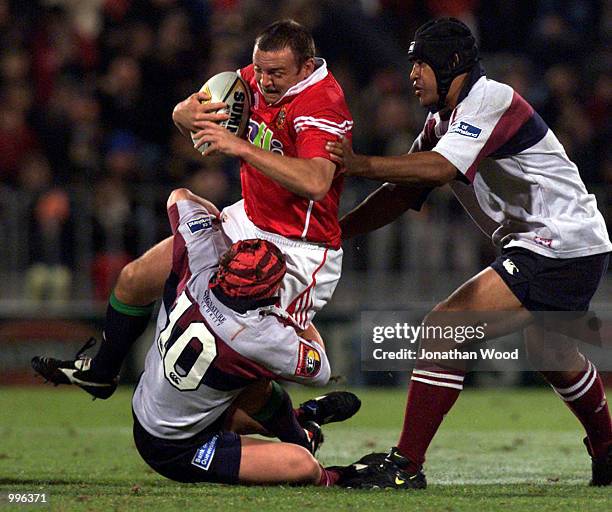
[238,59,352,249]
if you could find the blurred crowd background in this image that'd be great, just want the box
[0,1,610,383]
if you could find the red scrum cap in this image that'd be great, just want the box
[211,239,286,300]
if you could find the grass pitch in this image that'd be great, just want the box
[1,385,610,511]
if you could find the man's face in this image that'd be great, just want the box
[409,60,438,107]
[253,45,313,104]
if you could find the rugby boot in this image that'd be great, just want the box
[303,421,324,455]
[297,391,361,426]
[584,438,612,486]
[334,447,427,489]
[31,338,118,399]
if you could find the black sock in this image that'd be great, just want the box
[251,382,308,447]
[91,291,154,378]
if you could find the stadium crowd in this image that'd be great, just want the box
[0,0,610,302]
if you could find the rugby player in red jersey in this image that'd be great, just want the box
[183,19,353,329]
[33,20,353,398]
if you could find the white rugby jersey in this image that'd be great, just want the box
[132,199,330,440]
[413,67,611,258]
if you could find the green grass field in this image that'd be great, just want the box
[1,386,610,511]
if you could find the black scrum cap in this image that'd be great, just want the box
[408,18,479,109]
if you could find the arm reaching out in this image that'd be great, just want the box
[340,183,433,239]
[326,136,457,187]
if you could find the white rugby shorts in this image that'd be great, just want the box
[220,200,342,330]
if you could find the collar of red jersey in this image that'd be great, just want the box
[258,57,328,105]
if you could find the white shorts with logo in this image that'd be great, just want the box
[220,200,342,330]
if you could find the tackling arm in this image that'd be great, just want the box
[340,183,433,239]
[355,151,456,186]
[327,137,457,187]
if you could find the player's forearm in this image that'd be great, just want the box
[340,183,431,239]
[239,144,332,201]
[349,151,456,187]
[299,323,325,350]
[167,188,221,217]
[172,101,194,139]
[174,120,191,139]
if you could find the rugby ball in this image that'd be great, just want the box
[191,71,251,154]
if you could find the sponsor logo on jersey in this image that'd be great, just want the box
[296,342,321,377]
[187,216,213,234]
[247,120,284,154]
[192,434,219,471]
[502,258,519,275]
[451,122,482,138]
[534,236,553,248]
[202,289,226,326]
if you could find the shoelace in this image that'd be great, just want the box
[75,337,98,360]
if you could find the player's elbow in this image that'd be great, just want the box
[167,188,193,208]
[304,180,331,201]
[435,166,458,186]
[427,165,457,187]
[427,154,458,187]
[303,159,334,201]
[171,102,183,126]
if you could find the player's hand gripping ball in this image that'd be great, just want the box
[191,71,251,154]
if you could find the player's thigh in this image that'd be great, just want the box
[427,267,533,343]
[115,236,173,305]
[231,379,272,414]
[439,267,524,311]
[133,419,242,484]
[281,246,342,329]
[239,437,320,484]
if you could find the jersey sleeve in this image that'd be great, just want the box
[292,92,353,162]
[237,320,331,386]
[167,199,227,276]
[432,84,532,182]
